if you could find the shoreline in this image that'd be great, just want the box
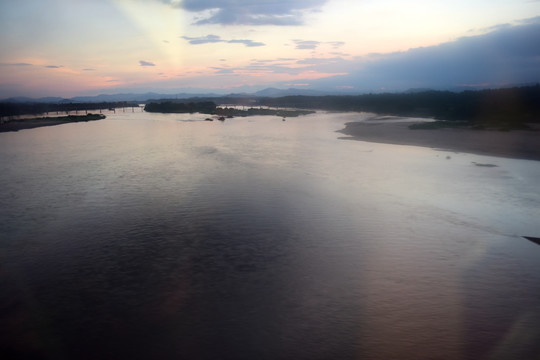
[0,114,106,133]
[338,116,540,161]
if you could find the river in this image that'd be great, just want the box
[1,111,539,359]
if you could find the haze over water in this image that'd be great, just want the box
[1,112,540,359]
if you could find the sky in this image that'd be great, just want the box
[1,0,540,98]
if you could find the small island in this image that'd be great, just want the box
[0,113,106,132]
[143,101,314,118]
[213,107,314,118]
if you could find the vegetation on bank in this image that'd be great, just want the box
[144,85,537,130]
[35,114,106,122]
[408,121,473,130]
[408,120,532,131]
[0,101,139,118]
[2,85,538,130]
[144,101,217,114]
[0,114,106,132]
[259,85,540,128]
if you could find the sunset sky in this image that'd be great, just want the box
[1,0,540,98]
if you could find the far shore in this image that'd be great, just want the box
[0,114,106,132]
[338,116,540,161]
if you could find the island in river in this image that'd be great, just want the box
[143,100,314,118]
[0,114,106,132]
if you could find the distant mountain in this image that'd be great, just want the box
[0,89,335,103]
[254,88,336,97]
[2,82,539,104]
[404,88,436,94]
[1,92,224,104]
[69,92,223,103]
[448,82,540,92]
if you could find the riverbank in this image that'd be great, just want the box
[338,116,540,161]
[0,114,106,132]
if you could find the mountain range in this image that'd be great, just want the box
[2,83,537,104]
[0,88,349,104]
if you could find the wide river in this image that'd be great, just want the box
[1,111,539,359]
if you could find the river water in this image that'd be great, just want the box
[1,111,539,359]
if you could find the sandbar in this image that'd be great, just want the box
[338,116,540,161]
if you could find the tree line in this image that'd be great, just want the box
[144,101,217,114]
[3,85,538,127]
[0,101,139,117]
[259,85,540,127]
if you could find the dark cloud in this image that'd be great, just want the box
[45,65,63,68]
[82,68,95,71]
[373,18,540,86]
[160,0,327,26]
[306,17,540,91]
[182,35,265,47]
[139,60,156,66]
[517,15,540,23]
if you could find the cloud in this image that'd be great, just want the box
[296,57,343,65]
[45,65,63,68]
[292,40,344,50]
[182,35,265,47]
[160,0,327,26]
[82,68,95,71]
[293,40,320,50]
[182,34,222,45]
[211,62,300,76]
[212,67,236,74]
[228,39,265,47]
[328,41,345,49]
[306,17,540,91]
[209,55,347,78]
[0,62,33,66]
[139,60,156,67]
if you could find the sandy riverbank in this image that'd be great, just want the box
[338,116,540,161]
[0,114,106,132]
